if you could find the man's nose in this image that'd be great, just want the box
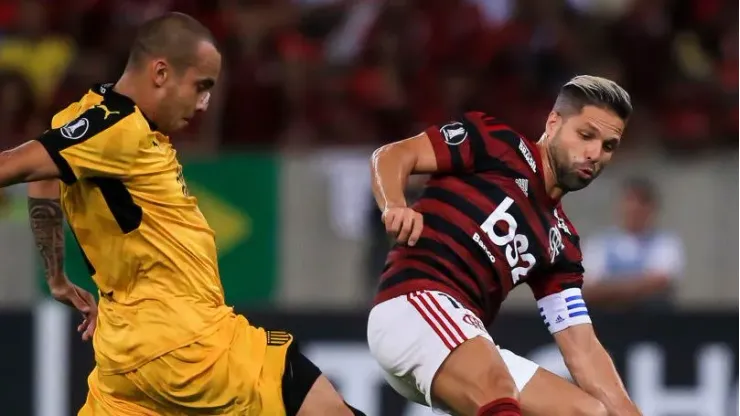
[584,140,602,161]
[196,92,210,112]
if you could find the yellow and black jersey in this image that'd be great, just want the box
[36,83,232,375]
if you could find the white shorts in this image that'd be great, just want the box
[367,290,539,409]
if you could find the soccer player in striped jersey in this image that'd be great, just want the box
[367,75,642,416]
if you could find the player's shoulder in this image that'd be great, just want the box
[447,111,539,173]
[51,83,152,143]
[460,111,516,132]
[455,111,532,149]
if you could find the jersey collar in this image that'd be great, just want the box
[526,137,560,208]
[92,83,159,132]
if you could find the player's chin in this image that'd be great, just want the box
[562,174,593,192]
[173,118,190,130]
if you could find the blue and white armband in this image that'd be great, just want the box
[537,288,591,334]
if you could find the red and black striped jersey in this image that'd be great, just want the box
[374,112,585,325]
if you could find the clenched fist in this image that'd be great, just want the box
[382,206,424,246]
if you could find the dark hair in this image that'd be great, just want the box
[553,75,632,120]
[623,177,658,206]
[127,12,216,71]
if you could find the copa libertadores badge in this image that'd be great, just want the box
[440,122,468,145]
[60,118,90,140]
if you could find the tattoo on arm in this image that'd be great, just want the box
[28,197,64,281]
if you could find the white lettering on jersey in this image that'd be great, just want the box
[479,196,536,284]
[515,178,529,196]
[518,138,537,173]
[472,232,496,264]
[99,83,113,94]
[549,226,564,263]
[440,122,468,145]
[553,209,571,235]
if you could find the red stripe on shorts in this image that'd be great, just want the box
[424,291,468,342]
[407,292,456,350]
[410,291,465,349]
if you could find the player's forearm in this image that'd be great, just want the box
[567,340,641,415]
[28,180,65,286]
[0,149,32,187]
[370,144,414,211]
[0,141,61,187]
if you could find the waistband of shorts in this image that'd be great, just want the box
[373,281,484,319]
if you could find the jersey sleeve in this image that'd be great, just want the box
[424,121,476,172]
[528,238,590,334]
[528,261,585,300]
[36,106,139,184]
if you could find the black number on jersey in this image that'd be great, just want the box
[176,165,190,197]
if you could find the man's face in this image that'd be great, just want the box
[156,40,221,133]
[546,105,625,192]
[620,189,655,233]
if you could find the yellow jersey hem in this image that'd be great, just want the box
[96,308,235,376]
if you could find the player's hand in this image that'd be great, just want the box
[49,277,98,342]
[382,206,424,246]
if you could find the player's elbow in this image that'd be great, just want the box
[0,141,60,186]
[371,142,417,177]
[28,179,61,198]
[372,133,438,175]
[0,150,31,186]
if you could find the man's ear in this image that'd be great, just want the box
[545,111,562,139]
[151,59,169,88]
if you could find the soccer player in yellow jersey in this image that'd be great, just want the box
[0,12,365,416]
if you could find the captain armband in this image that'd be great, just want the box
[537,288,591,334]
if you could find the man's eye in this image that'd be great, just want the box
[604,141,619,152]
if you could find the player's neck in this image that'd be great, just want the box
[535,137,566,201]
[114,72,156,121]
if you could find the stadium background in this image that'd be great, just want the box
[0,0,735,415]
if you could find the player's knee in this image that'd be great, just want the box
[589,400,608,416]
[461,372,519,409]
[296,375,358,416]
[572,395,607,416]
[471,358,519,403]
[485,376,519,402]
[321,401,365,416]
[299,394,360,416]
[433,338,520,411]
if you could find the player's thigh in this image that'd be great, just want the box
[277,339,354,416]
[431,336,519,415]
[295,375,355,416]
[519,368,607,416]
[368,290,519,415]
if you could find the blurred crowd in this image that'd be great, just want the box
[0,0,735,155]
